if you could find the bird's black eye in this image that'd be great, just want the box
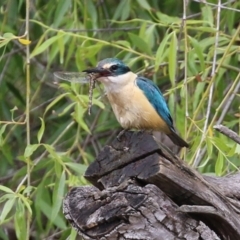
[110,65,118,71]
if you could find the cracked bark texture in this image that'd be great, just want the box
[63,131,240,240]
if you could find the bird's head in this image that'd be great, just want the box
[83,58,132,89]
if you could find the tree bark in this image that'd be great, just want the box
[63,131,240,240]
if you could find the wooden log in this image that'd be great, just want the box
[63,131,240,240]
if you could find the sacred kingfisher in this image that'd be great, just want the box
[83,58,189,148]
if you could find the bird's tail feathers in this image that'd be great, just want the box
[167,130,189,148]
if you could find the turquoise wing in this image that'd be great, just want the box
[136,76,174,130]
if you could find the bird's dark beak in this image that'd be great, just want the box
[82,67,110,76]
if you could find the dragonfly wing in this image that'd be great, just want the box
[53,72,89,83]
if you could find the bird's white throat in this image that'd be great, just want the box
[97,71,137,93]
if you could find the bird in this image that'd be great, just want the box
[83,58,189,148]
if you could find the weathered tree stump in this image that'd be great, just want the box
[63,131,240,240]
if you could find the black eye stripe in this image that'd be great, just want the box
[110,65,118,70]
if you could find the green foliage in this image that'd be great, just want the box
[0,0,240,239]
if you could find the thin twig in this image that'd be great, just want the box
[193,0,222,166]
[24,0,31,238]
[61,27,141,32]
[182,0,189,160]
[192,0,240,13]
[214,125,240,144]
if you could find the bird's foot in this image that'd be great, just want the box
[117,129,127,141]
[148,130,154,135]
[139,129,153,135]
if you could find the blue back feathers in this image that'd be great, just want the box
[136,76,174,130]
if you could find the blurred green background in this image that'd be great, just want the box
[0,0,239,239]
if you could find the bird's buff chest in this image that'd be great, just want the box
[106,82,169,132]
[107,84,137,128]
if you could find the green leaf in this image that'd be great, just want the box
[198,157,211,169]
[36,182,66,229]
[137,0,151,10]
[139,22,147,39]
[65,36,77,66]
[51,171,66,222]
[3,32,16,39]
[54,160,63,178]
[0,185,14,193]
[42,144,59,160]
[115,40,131,48]
[156,12,180,24]
[201,5,214,27]
[0,193,15,204]
[206,137,213,157]
[65,162,87,175]
[24,144,40,158]
[215,152,224,176]
[72,102,90,133]
[0,39,11,48]
[234,144,240,155]
[14,199,27,240]
[187,50,198,76]
[44,92,70,117]
[37,118,45,143]
[57,32,65,64]
[69,228,78,240]
[30,34,62,58]
[193,82,206,110]
[19,195,32,216]
[168,32,177,85]
[23,186,35,196]
[81,43,104,59]
[0,198,16,223]
[128,32,151,55]
[0,124,7,147]
[191,26,216,33]
[10,106,18,121]
[186,20,210,25]
[145,24,156,49]
[188,36,205,71]
[113,0,130,20]
[91,96,105,109]
[155,32,173,71]
[212,137,229,153]
[226,144,235,157]
[200,36,229,51]
[86,0,98,27]
[58,102,75,116]
[53,0,71,28]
